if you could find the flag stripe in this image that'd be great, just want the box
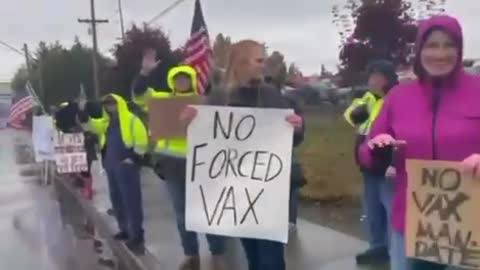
[184,0,211,95]
[7,90,36,129]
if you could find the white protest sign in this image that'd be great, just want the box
[186,105,294,243]
[54,132,88,173]
[32,116,55,162]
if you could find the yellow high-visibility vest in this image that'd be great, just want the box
[344,91,383,135]
[132,65,199,157]
[86,94,148,155]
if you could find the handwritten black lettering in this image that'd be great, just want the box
[235,115,256,141]
[209,149,227,179]
[191,143,207,182]
[265,153,283,182]
[225,149,238,177]
[413,192,469,222]
[439,168,462,191]
[240,188,264,225]
[415,241,442,262]
[424,192,469,222]
[415,219,480,266]
[216,186,237,226]
[251,151,268,181]
[200,185,226,226]
[413,192,435,213]
[238,151,253,177]
[421,167,462,191]
[213,111,233,140]
[460,248,480,268]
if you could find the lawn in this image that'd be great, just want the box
[297,105,363,202]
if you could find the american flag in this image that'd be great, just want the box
[8,82,39,129]
[184,0,211,95]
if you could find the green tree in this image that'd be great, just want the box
[338,0,418,86]
[212,33,232,69]
[265,51,287,88]
[106,24,183,97]
[11,66,28,93]
[11,38,111,106]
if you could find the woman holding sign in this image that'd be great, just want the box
[359,15,480,270]
[182,39,305,270]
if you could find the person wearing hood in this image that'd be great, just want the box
[359,15,480,270]
[344,59,399,265]
[132,62,227,270]
[180,39,305,270]
[79,94,149,255]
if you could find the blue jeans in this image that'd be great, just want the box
[165,179,226,256]
[289,186,300,224]
[390,231,448,270]
[241,238,285,270]
[362,172,395,250]
[106,162,144,242]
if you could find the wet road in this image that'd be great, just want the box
[0,129,110,270]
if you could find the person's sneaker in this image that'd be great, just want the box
[126,241,145,256]
[179,256,200,270]
[113,231,129,241]
[211,255,226,270]
[355,247,390,265]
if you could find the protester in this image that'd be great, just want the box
[344,59,399,265]
[181,39,305,270]
[359,15,480,270]
[54,100,98,200]
[79,94,148,255]
[132,57,227,270]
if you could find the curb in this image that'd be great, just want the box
[54,175,163,270]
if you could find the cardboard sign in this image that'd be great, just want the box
[32,116,55,162]
[54,132,88,173]
[406,160,480,269]
[148,95,200,140]
[186,105,294,243]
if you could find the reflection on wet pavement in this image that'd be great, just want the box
[0,129,112,270]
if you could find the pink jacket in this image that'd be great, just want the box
[359,15,480,233]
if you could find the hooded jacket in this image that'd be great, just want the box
[132,65,199,181]
[344,60,398,174]
[358,15,480,233]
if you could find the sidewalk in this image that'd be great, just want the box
[84,161,380,270]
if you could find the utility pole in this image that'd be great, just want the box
[23,43,44,109]
[23,44,32,77]
[118,0,126,41]
[78,0,108,99]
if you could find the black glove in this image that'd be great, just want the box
[350,104,369,125]
[370,145,393,175]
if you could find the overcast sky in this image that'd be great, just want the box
[1,0,479,81]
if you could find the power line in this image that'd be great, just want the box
[0,40,24,56]
[147,0,189,26]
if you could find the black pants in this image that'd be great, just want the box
[241,238,285,270]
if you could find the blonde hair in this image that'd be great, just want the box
[223,40,265,92]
